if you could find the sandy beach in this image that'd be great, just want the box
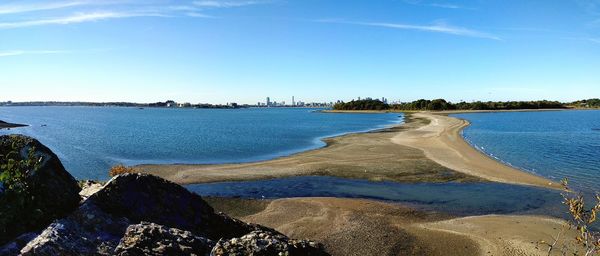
[137,112,558,189]
[135,111,571,255]
[137,114,481,184]
[206,197,574,256]
[392,112,560,189]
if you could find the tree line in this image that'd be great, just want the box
[333,98,600,111]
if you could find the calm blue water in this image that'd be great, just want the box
[0,107,401,180]
[187,176,564,217]
[452,110,600,192]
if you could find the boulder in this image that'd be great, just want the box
[0,232,38,256]
[0,135,81,245]
[211,230,328,256]
[19,201,130,256]
[86,173,263,240]
[114,222,215,256]
[79,180,104,200]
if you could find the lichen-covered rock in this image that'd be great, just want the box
[211,230,328,256]
[79,180,104,200]
[87,173,264,240]
[114,222,215,256]
[0,135,81,245]
[19,201,130,256]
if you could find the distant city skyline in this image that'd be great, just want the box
[1,0,599,104]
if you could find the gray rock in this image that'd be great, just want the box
[0,135,81,244]
[79,180,104,200]
[20,201,130,256]
[211,230,328,256]
[87,173,265,240]
[0,232,38,256]
[114,222,215,256]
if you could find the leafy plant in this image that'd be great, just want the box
[0,142,42,241]
[542,179,600,256]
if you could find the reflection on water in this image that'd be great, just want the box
[187,176,564,217]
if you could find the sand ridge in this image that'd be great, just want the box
[136,114,479,184]
[391,112,560,189]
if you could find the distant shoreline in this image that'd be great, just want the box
[323,108,580,114]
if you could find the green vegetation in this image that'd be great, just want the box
[333,98,600,111]
[569,98,600,109]
[0,143,42,242]
[332,98,582,111]
[333,99,390,110]
[391,99,565,111]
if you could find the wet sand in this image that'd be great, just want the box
[137,115,481,184]
[391,112,560,189]
[207,197,574,256]
[137,112,558,189]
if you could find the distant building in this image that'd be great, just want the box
[266,97,271,107]
[292,96,295,106]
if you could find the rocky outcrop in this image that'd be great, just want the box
[13,173,327,255]
[2,136,327,255]
[0,135,81,245]
[86,173,265,240]
[19,201,130,256]
[114,222,215,256]
[212,230,327,256]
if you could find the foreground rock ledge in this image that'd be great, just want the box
[0,135,327,255]
[0,135,81,245]
[17,173,328,255]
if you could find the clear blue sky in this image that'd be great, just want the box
[1,0,599,104]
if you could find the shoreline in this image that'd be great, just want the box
[392,112,560,189]
[206,196,573,256]
[137,111,559,189]
[136,114,481,185]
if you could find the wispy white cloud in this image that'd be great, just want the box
[587,38,600,44]
[0,50,68,58]
[403,1,475,10]
[186,12,216,18]
[0,1,265,29]
[0,11,169,29]
[192,0,266,8]
[430,3,475,10]
[318,20,501,40]
[0,1,86,15]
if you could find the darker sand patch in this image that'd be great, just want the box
[208,197,573,256]
[211,197,480,256]
[137,115,482,185]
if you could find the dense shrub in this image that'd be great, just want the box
[333,99,390,111]
[109,164,137,177]
[391,99,566,111]
[0,144,42,241]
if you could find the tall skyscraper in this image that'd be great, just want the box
[292,96,295,106]
[266,97,271,107]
